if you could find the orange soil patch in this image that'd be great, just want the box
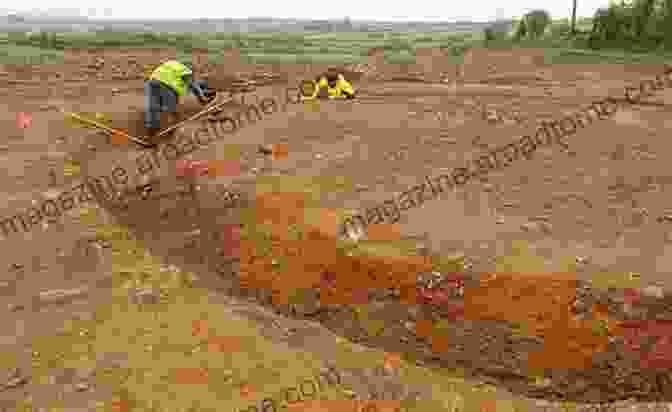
[269,143,290,160]
[382,352,403,373]
[416,273,633,371]
[239,382,256,398]
[206,335,245,353]
[239,192,430,306]
[462,273,609,370]
[479,398,498,412]
[207,159,242,177]
[365,223,402,241]
[191,319,210,338]
[110,397,132,412]
[309,208,341,239]
[239,191,623,370]
[173,368,209,384]
[110,132,130,145]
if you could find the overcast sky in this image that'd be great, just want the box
[3,0,612,22]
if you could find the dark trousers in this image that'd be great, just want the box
[144,79,210,130]
[144,79,178,130]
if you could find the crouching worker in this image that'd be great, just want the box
[145,60,215,143]
[301,68,356,101]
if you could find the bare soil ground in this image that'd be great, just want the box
[1,47,672,411]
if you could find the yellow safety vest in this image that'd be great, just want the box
[304,74,354,100]
[149,60,192,97]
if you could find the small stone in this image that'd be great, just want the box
[575,256,589,265]
[132,288,160,305]
[6,368,20,380]
[539,222,552,233]
[4,375,29,389]
[39,287,88,303]
[641,285,664,299]
[7,303,24,312]
[74,382,90,392]
[315,154,324,159]
[521,222,539,232]
[0,145,9,151]
[495,217,505,224]
[258,144,273,155]
[414,244,430,256]
[485,111,500,123]
[483,183,494,192]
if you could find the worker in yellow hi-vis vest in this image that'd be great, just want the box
[145,60,216,143]
[301,68,356,101]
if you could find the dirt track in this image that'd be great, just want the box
[2,47,672,409]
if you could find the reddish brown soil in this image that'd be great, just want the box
[2,46,672,408]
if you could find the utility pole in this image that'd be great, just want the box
[571,0,578,35]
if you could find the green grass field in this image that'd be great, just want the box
[3,23,671,67]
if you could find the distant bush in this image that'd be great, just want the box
[524,10,551,39]
[549,20,572,37]
[483,24,509,44]
[513,19,528,41]
[588,0,672,51]
[382,37,413,53]
[139,32,161,43]
[484,27,497,41]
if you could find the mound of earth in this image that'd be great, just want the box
[414,47,460,83]
[460,47,548,82]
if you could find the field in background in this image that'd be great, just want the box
[2,20,672,67]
